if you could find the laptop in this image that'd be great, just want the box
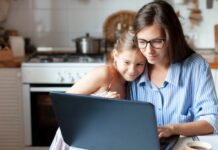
[51,92,178,150]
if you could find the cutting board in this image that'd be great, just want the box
[0,47,13,61]
[215,24,218,53]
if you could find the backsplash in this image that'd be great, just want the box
[2,0,218,49]
[1,0,151,49]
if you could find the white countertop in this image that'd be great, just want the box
[173,134,218,150]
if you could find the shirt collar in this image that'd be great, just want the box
[165,63,181,86]
[138,63,181,87]
[138,64,149,86]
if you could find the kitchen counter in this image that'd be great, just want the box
[0,57,25,68]
[173,134,218,150]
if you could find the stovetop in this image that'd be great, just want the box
[22,51,106,84]
[25,52,106,63]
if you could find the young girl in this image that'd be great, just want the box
[50,31,146,150]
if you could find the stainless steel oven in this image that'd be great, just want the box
[21,51,105,149]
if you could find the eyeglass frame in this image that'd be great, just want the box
[133,37,166,49]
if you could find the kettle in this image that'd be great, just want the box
[74,33,103,54]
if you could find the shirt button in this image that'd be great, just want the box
[158,108,161,111]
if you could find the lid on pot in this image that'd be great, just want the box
[76,33,94,41]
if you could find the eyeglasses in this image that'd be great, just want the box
[134,38,166,49]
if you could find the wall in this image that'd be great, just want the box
[2,0,218,49]
[173,0,218,49]
[1,0,151,50]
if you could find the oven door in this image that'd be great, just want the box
[23,84,71,146]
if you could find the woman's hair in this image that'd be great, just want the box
[133,1,194,63]
[114,31,138,53]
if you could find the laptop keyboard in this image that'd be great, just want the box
[160,135,180,150]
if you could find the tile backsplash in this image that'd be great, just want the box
[2,0,218,50]
[2,0,151,49]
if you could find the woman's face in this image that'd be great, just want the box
[136,23,169,66]
[114,49,146,81]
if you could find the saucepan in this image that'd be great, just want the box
[73,33,103,54]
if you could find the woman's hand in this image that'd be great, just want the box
[158,125,175,138]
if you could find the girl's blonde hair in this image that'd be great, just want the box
[114,31,137,53]
[109,31,139,65]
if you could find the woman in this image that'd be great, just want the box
[50,31,146,150]
[129,1,218,138]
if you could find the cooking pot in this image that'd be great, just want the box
[74,33,102,54]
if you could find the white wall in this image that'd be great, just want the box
[2,0,218,49]
[2,0,152,49]
[174,0,218,49]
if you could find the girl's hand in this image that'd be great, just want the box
[105,91,120,99]
[93,91,120,99]
[158,125,175,138]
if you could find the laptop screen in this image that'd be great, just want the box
[51,92,161,150]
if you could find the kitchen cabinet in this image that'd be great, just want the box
[211,69,218,96]
[0,68,24,150]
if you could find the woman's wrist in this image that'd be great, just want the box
[170,120,215,136]
[170,124,179,135]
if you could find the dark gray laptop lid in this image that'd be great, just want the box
[51,92,160,150]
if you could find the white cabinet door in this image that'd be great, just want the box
[0,68,24,150]
[211,69,218,96]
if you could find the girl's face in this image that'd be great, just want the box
[136,23,169,66]
[114,49,146,81]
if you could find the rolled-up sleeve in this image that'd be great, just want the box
[199,115,218,134]
[194,59,218,133]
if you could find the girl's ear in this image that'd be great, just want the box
[112,49,119,59]
[112,49,119,67]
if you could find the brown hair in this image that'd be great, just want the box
[133,1,194,63]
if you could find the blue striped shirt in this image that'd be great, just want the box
[128,53,218,133]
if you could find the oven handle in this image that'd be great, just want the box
[30,87,71,92]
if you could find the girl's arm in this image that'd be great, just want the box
[66,66,109,94]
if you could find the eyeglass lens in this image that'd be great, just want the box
[136,38,165,49]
